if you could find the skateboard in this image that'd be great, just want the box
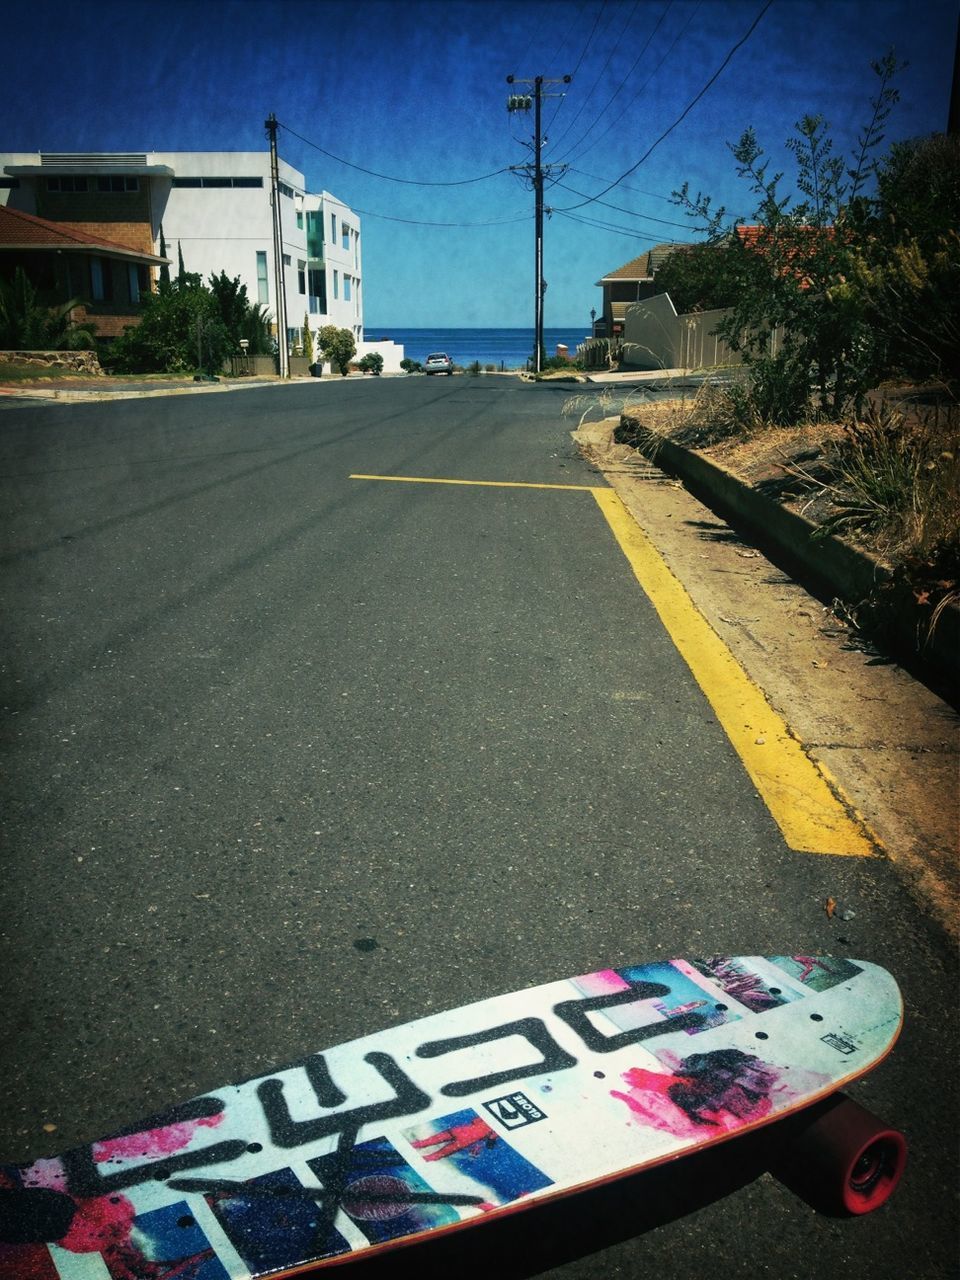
[0,955,905,1278]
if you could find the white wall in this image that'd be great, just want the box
[356,339,404,373]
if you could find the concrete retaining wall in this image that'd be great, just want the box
[619,416,958,699]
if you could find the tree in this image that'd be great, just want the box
[239,302,274,356]
[208,271,250,346]
[318,325,356,376]
[302,314,314,364]
[158,225,171,291]
[849,133,960,385]
[0,268,96,350]
[673,53,904,421]
[652,238,748,314]
[108,277,229,374]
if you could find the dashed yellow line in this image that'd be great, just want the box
[351,473,878,856]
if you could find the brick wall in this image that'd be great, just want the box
[58,221,155,255]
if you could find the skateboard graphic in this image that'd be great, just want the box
[0,955,905,1278]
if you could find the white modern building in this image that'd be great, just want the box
[0,149,401,370]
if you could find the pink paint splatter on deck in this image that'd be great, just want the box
[58,1192,137,1254]
[93,1112,224,1162]
[19,1158,69,1193]
[611,1050,781,1139]
[573,970,631,998]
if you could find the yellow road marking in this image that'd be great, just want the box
[349,472,878,856]
[592,487,877,856]
[350,474,596,492]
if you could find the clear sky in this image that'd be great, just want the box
[2,0,956,329]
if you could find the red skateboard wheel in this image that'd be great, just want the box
[773,1093,907,1215]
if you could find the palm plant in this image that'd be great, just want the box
[0,268,95,350]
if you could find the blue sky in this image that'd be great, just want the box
[2,0,956,328]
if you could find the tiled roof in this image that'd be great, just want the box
[597,243,689,284]
[0,205,167,261]
[734,223,838,289]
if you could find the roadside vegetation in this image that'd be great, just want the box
[104,265,273,376]
[604,55,958,649]
[0,268,97,352]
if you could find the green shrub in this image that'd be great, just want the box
[357,352,384,375]
[318,325,356,376]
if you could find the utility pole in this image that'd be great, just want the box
[507,75,570,373]
[265,113,289,378]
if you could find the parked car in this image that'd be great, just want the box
[424,352,454,375]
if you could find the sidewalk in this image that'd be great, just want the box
[0,374,319,403]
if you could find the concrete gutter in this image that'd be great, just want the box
[576,418,958,703]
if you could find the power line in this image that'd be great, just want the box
[542,0,617,139]
[556,207,708,240]
[559,0,701,167]
[555,209,667,240]
[548,0,669,162]
[567,167,677,204]
[551,180,699,230]
[555,0,774,212]
[347,205,531,228]
[277,120,512,188]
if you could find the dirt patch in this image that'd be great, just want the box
[616,389,960,669]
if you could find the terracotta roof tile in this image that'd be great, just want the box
[0,205,166,261]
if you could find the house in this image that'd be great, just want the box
[0,204,168,339]
[0,151,390,365]
[593,243,688,338]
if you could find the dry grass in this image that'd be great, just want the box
[614,385,960,635]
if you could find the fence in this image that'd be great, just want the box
[619,293,783,372]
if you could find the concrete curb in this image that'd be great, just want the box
[0,373,416,402]
[580,418,958,701]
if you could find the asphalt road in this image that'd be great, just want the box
[0,376,956,1278]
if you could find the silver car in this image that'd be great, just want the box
[424,352,454,375]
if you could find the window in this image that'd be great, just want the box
[126,263,149,303]
[171,176,263,188]
[278,181,294,198]
[296,211,303,230]
[297,260,306,295]
[333,269,338,300]
[330,213,337,243]
[46,176,88,192]
[90,257,113,301]
[342,224,350,251]
[96,175,139,192]
[309,268,326,315]
[343,276,351,302]
[282,254,291,267]
[306,210,324,257]
[256,250,268,305]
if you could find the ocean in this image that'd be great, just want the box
[363,327,593,370]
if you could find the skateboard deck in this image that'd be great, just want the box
[0,955,904,1278]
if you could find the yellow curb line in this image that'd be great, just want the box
[592,487,878,856]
